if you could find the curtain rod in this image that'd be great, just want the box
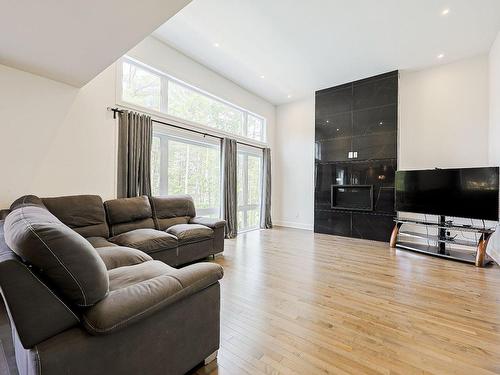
[107,107,266,150]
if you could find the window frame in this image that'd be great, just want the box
[237,144,264,232]
[117,56,268,145]
[152,125,222,218]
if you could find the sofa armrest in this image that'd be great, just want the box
[0,259,80,348]
[83,261,223,335]
[189,216,226,229]
[0,209,10,220]
[95,246,152,270]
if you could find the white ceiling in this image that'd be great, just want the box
[154,0,500,105]
[0,0,191,87]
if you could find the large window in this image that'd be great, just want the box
[151,127,221,217]
[237,145,263,231]
[119,58,266,142]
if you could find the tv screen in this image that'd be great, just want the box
[395,167,499,221]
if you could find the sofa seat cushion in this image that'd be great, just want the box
[86,237,118,249]
[189,217,226,229]
[166,224,214,245]
[109,229,177,253]
[83,260,224,334]
[95,246,152,270]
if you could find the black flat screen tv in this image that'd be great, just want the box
[395,167,499,221]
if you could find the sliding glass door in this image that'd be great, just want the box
[151,127,221,218]
[152,125,264,230]
[237,145,263,231]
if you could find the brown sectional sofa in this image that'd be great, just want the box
[0,194,226,375]
[40,193,225,266]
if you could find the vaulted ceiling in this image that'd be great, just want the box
[155,0,500,104]
[0,0,191,87]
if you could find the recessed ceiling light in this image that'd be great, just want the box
[287,94,292,98]
[260,75,265,79]
[213,42,220,47]
[437,53,445,59]
[441,8,450,16]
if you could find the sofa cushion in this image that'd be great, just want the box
[10,195,45,210]
[166,224,214,245]
[189,216,226,229]
[104,196,155,236]
[109,229,177,253]
[150,195,196,230]
[83,260,223,335]
[4,197,109,307]
[95,246,152,270]
[42,195,109,238]
[86,237,118,249]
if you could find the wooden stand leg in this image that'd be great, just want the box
[204,350,218,365]
[475,233,490,267]
[390,223,402,248]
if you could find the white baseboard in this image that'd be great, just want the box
[273,220,313,231]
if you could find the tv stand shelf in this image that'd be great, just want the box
[390,216,495,267]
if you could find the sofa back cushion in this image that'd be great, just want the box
[4,197,109,307]
[104,196,155,236]
[42,195,109,238]
[150,195,196,230]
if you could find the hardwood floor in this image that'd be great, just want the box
[1,227,500,374]
[194,227,500,375]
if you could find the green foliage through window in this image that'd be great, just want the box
[121,59,266,142]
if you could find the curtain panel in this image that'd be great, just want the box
[222,138,238,238]
[117,110,152,198]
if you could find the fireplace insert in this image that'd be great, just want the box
[331,185,373,211]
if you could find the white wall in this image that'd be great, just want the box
[274,96,315,230]
[0,64,118,208]
[0,36,276,208]
[399,55,490,170]
[490,32,500,166]
[273,54,491,230]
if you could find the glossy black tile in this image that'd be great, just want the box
[315,112,352,141]
[352,132,397,160]
[353,105,397,137]
[353,75,397,110]
[315,86,352,117]
[351,213,395,242]
[318,138,352,162]
[314,210,351,237]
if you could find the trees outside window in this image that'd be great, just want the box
[120,58,266,142]
[151,131,221,218]
[237,146,263,231]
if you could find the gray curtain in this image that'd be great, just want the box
[260,148,273,228]
[222,138,238,238]
[117,110,152,198]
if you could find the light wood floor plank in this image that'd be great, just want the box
[191,227,500,375]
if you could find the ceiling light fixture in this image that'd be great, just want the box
[213,42,220,47]
[287,94,292,98]
[441,8,450,16]
[260,75,265,79]
[437,53,444,59]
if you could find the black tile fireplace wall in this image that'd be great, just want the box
[314,71,398,242]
